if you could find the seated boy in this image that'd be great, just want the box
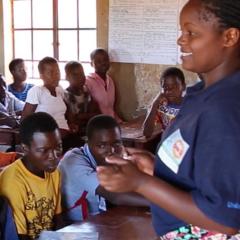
[143,67,186,137]
[58,115,148,222]
[64,61,100,135]
[8,58,33,101]
[86,48,123,122]
[0,74,24,128]
[0,112,64,240]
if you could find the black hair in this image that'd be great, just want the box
[86,115,120,140]
[90,48,109,61]
[38,57,58,74]
[160,67,185,86]
[20,112,59,146]
[65,61,83,74]
[9,58,24,73]
[199,0,240,29]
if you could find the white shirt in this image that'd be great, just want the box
[26,85,69,130]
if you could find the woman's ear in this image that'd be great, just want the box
[223,28,240,47]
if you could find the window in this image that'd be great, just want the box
[12,0,96,82]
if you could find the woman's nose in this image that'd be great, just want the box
[177,31,187,47]
[177,34,183,47]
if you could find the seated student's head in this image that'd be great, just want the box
[86,114,123,166]
[65,61,86,90]
[9,58,27,83]
[90,48,110,75]
[160,67,186,105]
[0,74,6,101]
[20,112,62,177]
[38,57,60,88]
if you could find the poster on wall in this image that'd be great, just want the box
[109,0,188,65]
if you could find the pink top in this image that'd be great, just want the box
[86,73,121,120]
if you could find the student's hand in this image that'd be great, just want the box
[0,112,19,128]
[153,92,168,107]
[123,147,155,175]
[97,155,147,193]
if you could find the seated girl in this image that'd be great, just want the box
[143,67,186,137]
[64,61,100,135]
[22,57,69,134]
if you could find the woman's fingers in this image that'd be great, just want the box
[105,155,129,165]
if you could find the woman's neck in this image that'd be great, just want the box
[203,53,240,88]
[44,84,57,96]
[12,81,25,91]
[96,72,107,81]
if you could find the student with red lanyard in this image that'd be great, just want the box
[59,115,148,222]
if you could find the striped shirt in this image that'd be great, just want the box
[8,83,34,101]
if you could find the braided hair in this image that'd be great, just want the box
[199,0,240,29]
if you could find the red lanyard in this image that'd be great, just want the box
[67,191,88,220]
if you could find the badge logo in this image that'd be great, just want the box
[173,139,185,159]
[158,129,189,173]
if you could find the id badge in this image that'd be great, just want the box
[157,129,189,174]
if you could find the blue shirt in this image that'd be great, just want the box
[8,83,33,101]
[151,71,240,236]
[58,144,106,221]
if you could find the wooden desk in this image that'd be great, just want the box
[56,206,157,240]
[121,123,162,153]
[0,127,20,150]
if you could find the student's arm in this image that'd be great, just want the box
[96,185,149,207]
[84,98,101,116]
[21,86,39,120]
[0,180,29,238]
[0,112,18,127]
[142,93,166,137]
[21,102,37,120]
[12,93,25,115]
[53,170,66,230]
[64,104,79,133]
[53,213,66,230]
[97,157,238,235]
[77,98,101,123]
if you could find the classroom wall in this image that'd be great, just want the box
[98,0,198,120]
